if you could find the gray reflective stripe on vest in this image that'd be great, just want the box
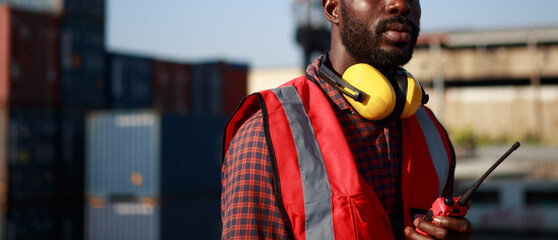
[272,86,335,240]
[415,107,450,196]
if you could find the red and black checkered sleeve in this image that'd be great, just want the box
[221,111,290,240]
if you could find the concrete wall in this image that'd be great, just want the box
[248,67,304,94]
[425,86,558,144]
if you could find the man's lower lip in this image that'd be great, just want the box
[384,30,412,42]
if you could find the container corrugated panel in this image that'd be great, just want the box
[60,17,107,109]
[222,63,248,116]
[86,110,227,196]
[108,53,153,109]
[152,60,191,113]
[85,198,159,240]
[86,110,160,197]
[59,201,84,240]
[190,62,223,115]
[63,0,105,20]
[0,5,9,105]
[0,104,8,211]
[4,196,82,240]
[8,8,61,107]
[7,106,61,200]
[60,109,85,199]
[160,114,226,195]
[4,201,61,240]
[84,195,221,240]
[160,194,221,239]
[0,0,63,14]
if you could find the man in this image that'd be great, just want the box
[221,0,473,239]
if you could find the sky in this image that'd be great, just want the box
[106,0,558,69]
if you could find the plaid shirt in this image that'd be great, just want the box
[221,56,454,239]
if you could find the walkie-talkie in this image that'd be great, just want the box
[418,142,521,235]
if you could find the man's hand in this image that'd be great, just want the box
[404,216,473,240]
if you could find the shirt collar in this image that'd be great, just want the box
[305,55,352,112]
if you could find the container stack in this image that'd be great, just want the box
[60,0,107,110]
[85,111,226,240]
[0,4,70,239]
[0,1,249,239]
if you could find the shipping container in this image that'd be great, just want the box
[159,194,221,240]
[0,103,8,237]
[108,53,153,109]
[0,5,10,105]
[190,63,223,116]
[63,0,105,20]
[221,63,248,115]
[85,194,221,240]
[4,201,61,240]
[5,106,85,239]
[190,62,248,116]
[85,197,159,240]
[86,110,159,197]
[152,60,191,113]
[85,110,226,197]
[0,0,63,15]
[3,199,81,240]
[0,6,61,107]
[60,109,86,199]
[60,17,108,109]
[6,106,61,200]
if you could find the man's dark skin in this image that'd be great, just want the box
[321,0,474,239]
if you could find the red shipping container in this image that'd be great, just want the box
[222,63,248,116]
[152,60,191,114]
[3,6,60,107]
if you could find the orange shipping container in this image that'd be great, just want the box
[0,5,10,105]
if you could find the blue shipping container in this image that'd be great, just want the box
[60,17,108,109]
[108,53,153,109]
[60,109,86,199]
[85,110,226,197]
[190,63,223,116]
[85,198,159,240]
[86,110,159,197]
[7,106,61,200]
[63,0,105,20]
[85,195,221,240]
[4,200,81,240]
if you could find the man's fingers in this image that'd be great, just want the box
[411,217,473,240]
[432,217,473,234]
[413,218,449,239]
[405,226,434,240]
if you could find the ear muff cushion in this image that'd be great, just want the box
[342,64,396,121]
[400,71,423,118]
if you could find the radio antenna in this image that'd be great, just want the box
[458,142,521,206]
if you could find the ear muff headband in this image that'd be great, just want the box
[318,62,426,120]
[318,63,366,102]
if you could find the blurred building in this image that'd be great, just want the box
[406,28,558,146]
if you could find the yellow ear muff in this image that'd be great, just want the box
[400,70,423,118]
[341,64,396,121]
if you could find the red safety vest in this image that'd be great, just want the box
[224,76,454,240]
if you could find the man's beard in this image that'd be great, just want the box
[340,5,420,71]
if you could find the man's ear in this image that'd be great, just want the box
[322,0,340,24]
